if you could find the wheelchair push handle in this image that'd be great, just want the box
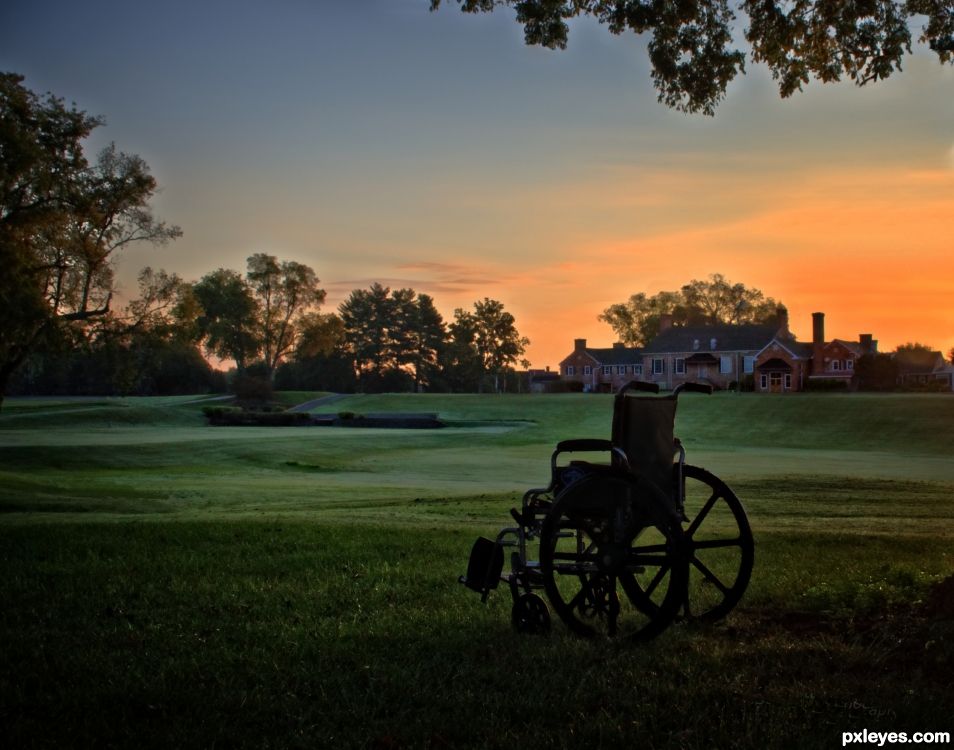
[617,380,660,396]
[673,382,713,396]
[615,380,712,397]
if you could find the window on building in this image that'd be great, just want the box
[693,339,700,351]
[602,366,612,376]
[720,356,732,374]
[710,338,718,350]
[698,365,709,378]
[785,373,792,389]
[675,358,686,375]
[583,365,592,376]
[832,360,842,372]
[846,359,854,371]
[652,358,664,375]
[743,356,755,374]
[760,374,768,390]
[633,364,643,376]
[566,366,575,376]
[616,365,626,375]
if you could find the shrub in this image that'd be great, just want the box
[231,374,273,405]
[804,378,850,392]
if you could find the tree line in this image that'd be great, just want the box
[0,72,529,408]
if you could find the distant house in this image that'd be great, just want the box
[894,349,954,391]
[559,309,892,394]
[641,312,787,391]
[754,312,875,392]
[559,341,645,393]
[526,368,563,393]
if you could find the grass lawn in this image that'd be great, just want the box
[1,393,953,748]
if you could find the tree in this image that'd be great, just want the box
[599,289,685,347]
[245,252,326,379]
[468,298,530,392]
[192,268,262,374]
[854,352,899,391]
[430,1,953,115]
[339,283,397,386]
[599,273,783,346]
[440,308,485,392]
[10,267,220,397]
[390,289,447,390]
[895,341,935,355]
[0,73,181,409]
[295,312,346,359]
[274,311,357,392]
[338,284,448,391]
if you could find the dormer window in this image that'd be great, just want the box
[710,338,717,350]
[693,339,700,351]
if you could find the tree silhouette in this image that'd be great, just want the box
[431,1,953,114]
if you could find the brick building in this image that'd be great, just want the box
[560,310,884,394]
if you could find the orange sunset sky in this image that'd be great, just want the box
[3,1,952,369]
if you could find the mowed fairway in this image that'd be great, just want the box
[2,393,953,748]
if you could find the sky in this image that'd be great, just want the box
[2,0,953,368]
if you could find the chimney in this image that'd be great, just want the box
[812,312,826,376]
[659,314,674,332]
[574,338,586,352]
[613,342,625,349]
[859,334,873,354]
[776,306,791,338]
[812,312,825,346]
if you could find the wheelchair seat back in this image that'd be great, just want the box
[611,393,677,497]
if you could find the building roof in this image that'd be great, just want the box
[828,339,865,357]
[642,324,780,354]
[584,346,643,365]
[758,337,813,359]
[894,350,945,375]
[757,357,793,372]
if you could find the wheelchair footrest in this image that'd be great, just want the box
[460,537,504,595]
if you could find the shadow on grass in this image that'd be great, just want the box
[1,520,951,749]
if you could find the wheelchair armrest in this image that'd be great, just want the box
[555,438,614,453]
[551,439,630,474]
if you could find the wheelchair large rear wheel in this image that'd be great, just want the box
[677,464,753,621]
[539,473,687,640]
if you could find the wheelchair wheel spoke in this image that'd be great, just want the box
[690,555,730,595]
[568,579,592,612]
[692,537,741,550]
[628,553,673,567]
[607,578,620,637]
[643,561,670,598]
[686,491,719,537]
[674,465,754,622]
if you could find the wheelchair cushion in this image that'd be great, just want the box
[611,394,677,499]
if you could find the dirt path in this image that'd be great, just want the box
[286,393,352,413]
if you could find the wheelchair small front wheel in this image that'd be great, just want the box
[511,593,551,635]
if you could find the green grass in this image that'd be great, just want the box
[1,392,953,748]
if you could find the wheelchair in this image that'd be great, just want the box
[460,381,754,640]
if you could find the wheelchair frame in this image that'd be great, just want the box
[459,380,754,639]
